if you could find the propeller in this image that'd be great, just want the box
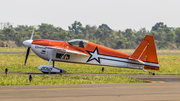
[30,29,34,40]
[25,47,30,65]
[23,29,34,65]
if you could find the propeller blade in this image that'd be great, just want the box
[25,47,30,65]
[30,29,34,40]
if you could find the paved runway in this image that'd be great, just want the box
[0,82,180,101]
[1,72,180,101]
[0,52,33,54]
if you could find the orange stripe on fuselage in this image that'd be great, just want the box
[32,39,51,46]
[85,42,130,59]
[32,39,65,47]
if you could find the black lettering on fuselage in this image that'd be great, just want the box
[35,46,46,49]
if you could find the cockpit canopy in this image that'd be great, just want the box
[68,39,88,48]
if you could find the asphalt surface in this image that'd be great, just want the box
[1,73,180,101]
[0,52,33,54]
[1,82,180,101]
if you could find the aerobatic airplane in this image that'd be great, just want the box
[23,30,159,75]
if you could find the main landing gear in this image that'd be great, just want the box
[38,59,67,74]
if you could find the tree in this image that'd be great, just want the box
[68,21,83,35]
[151,22,167,31]
[99,24,112,31]
[38,23,54,31]
[175,28,180,43]
[166,31,176,43]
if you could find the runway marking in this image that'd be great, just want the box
[0,84,180,92]
[143,80,165,83]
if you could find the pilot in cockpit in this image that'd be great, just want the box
[79,41,84,48]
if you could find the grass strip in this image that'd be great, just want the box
[0,74,143,86]
[0,47,27,52]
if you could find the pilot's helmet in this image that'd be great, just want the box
[79,41,84,45]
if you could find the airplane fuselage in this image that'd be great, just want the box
[30,39,145,70]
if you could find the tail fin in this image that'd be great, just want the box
[129,35,159,70]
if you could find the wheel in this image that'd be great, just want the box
[43,72,48,74]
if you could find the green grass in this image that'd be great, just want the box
[0,74,143,86]
[0,47,26,52]
[157,54,180,75]
[0,54,180,75]
[0,53,179,86]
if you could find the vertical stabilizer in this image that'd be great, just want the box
[129,35,159,70]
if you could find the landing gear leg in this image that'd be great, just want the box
[53,61,55,68]
[47,59,52,66]
[47,59,52,74]
[143,68,155,75]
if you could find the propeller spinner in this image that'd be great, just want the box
[23,29,34,65]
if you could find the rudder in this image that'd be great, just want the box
[129,35,159,70]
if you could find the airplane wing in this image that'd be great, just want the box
[65,49,89,56]
[47,46,90,56]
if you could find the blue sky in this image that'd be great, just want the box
[0,0,180,31]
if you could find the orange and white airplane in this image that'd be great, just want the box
[23,30,159,75]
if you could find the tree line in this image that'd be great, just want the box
[0,21,180,50]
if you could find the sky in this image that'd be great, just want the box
[0,0,180,31]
